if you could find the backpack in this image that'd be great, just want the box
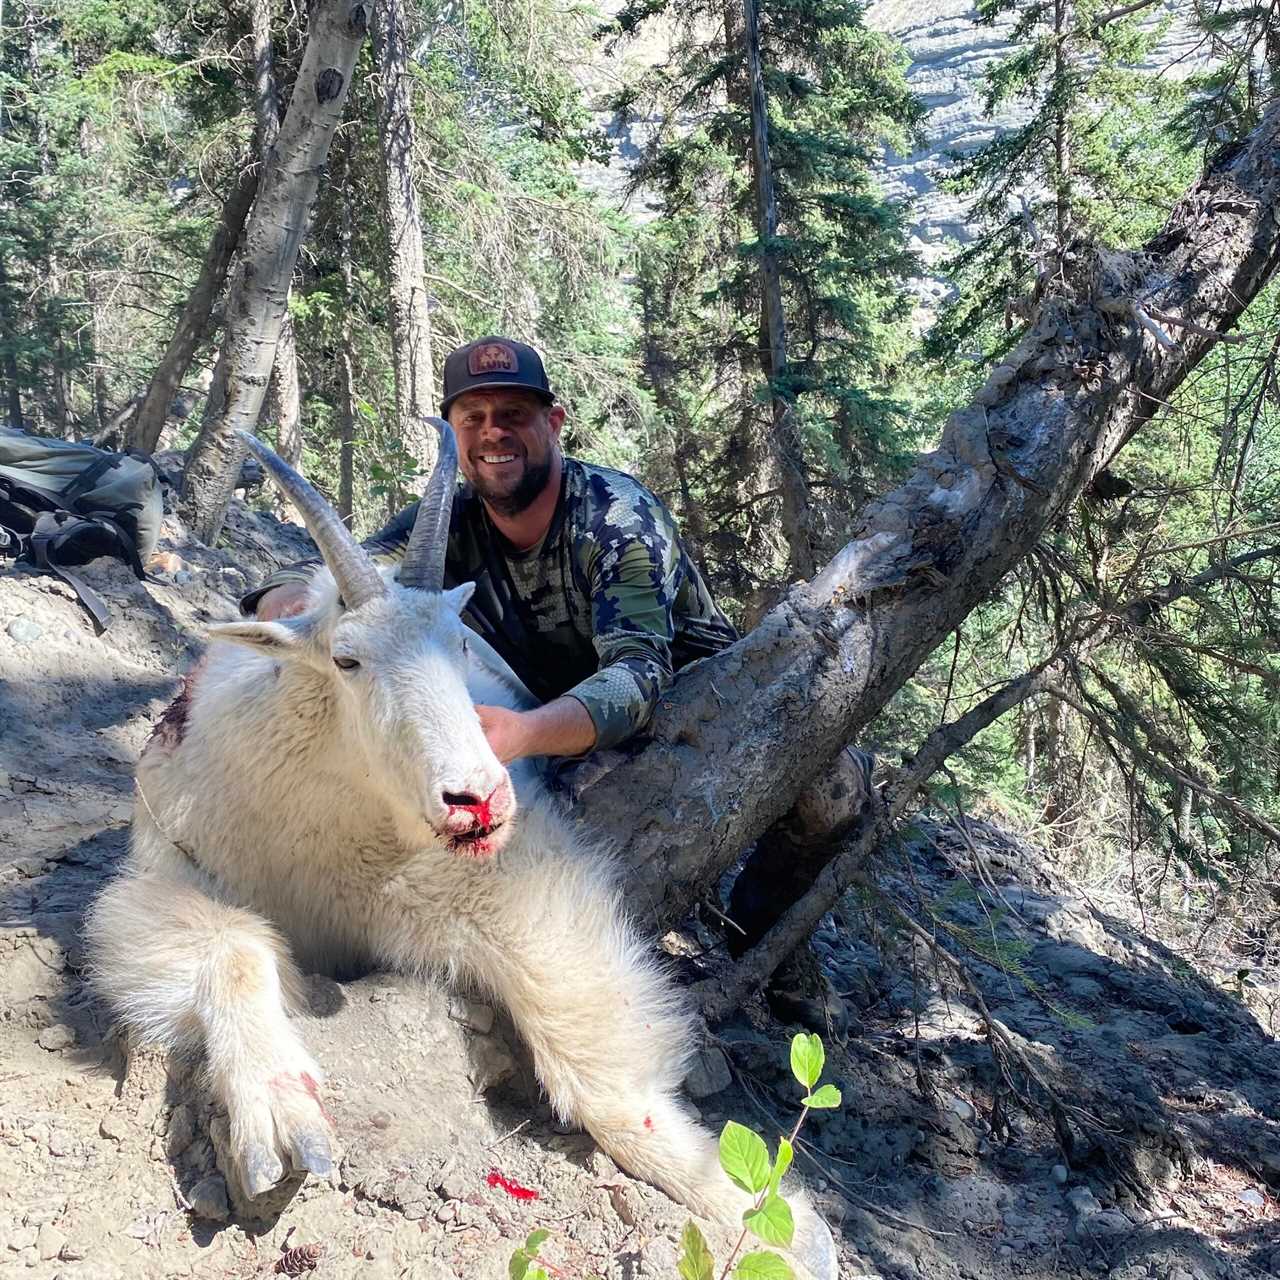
[0,426,164,631]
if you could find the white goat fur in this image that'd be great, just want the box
[85,566,835,1274]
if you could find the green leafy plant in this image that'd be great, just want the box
[508,1227,552,1280]
[507,1226,605,1280]
[677,1032,842,1280]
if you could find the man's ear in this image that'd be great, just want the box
[444,582,476,614]
[547,404,566,444]
[208,618,311,655]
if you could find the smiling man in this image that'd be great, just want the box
[244,336,737,765]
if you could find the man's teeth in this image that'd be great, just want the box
[480,454,517,463]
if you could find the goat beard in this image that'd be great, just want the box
[471,453,554,518]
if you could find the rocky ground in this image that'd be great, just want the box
[2,491,1278,1280]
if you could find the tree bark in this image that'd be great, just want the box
[742,0,814,581]
[578,105,1280,933]
[371,0,437,472]
[181,0,370,544]
[337,142,357,525]
[251,0,305,473]
[272,315,304,468]
[129,164,259,453]
[0,261,23,429]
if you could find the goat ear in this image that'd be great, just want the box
[208,619,309,655]
[443,582,476,614]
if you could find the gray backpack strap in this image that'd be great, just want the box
[27,511,117,632]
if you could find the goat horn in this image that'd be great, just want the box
[396,418,457,591]
[235,432,386,610]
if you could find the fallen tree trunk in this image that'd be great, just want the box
[579,107,1280,932]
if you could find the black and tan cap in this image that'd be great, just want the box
[440,336,555,416]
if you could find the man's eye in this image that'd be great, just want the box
[333,656,361,671]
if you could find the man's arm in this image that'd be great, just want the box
[475,697,596,764]
[474,510,685,763]
[564,527,682,752]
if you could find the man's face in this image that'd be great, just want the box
[449,390,565,517]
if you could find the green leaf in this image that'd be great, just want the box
[677,1221,716,1280]
[801,1084,842,1109]
[768,1137,793,1196]
[509,1249,531,1280]
[744,1193,795,1247]
[719,1121,771,1195]
[790,1033,824,1090]
[733,1250,795,1279]
[524,1229,550,1253]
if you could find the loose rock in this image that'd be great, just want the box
[7,616,44,644]
[37,1025,75,1052]
[99,1110,128,1141]
[684,1047,733,1098]
[447,996,495,1035]
[36,1223,66,1262]
[1066,1186,1102,1217]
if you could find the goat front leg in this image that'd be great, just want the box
[468,849,838,1280]
[86,868,332,1197]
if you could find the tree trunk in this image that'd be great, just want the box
[251,0,305,475]
[0,261,23,429]
[742,0,814,580]
[51,330,71,438]
[180,0,370,544]
[576,105,1280,932]
[128,164,259,453]
[77,118,110,435]
[1053,0,1073,244]
[1040,692,1070,838]
[337,168,357,526]
[371,0,437,472]
[272,315,304,468]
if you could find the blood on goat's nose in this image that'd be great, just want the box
[444,790,494,830]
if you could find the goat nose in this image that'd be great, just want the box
[442,790,482,809]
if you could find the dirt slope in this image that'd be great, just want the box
[1,499,1276,1279]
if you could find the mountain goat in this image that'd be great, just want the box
[85,423,836,1279]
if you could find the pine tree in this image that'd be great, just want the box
[894,0,1280,893]
[610,0,922,608]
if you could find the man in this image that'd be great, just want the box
[249,335,870,1032]
[244,336,738,765]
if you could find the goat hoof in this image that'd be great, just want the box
[243,1144,285,1198]
[290,1132,332,1178]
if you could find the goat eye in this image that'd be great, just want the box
[333,656,361,671]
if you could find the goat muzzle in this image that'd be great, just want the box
[442,780,515,858]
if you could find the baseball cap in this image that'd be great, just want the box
[440,336,555,416]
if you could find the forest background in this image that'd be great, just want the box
[1,0,1278,983]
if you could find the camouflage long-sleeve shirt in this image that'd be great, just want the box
[242,458,738,751]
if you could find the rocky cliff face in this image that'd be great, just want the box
[864,0,1206,267]
[590,1,1209,296]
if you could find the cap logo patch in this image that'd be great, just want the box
[468,342,519,376]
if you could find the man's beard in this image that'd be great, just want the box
[473,452,555,518]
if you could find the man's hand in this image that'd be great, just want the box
[475,697,597,764]
[255,583,310,621]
